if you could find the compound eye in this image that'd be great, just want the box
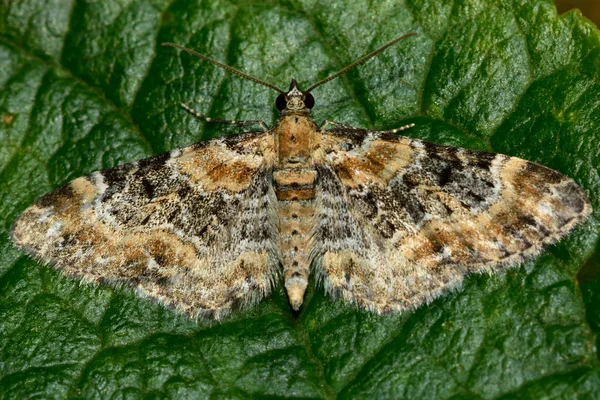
[276,93,287,111]
[304,93,315,109]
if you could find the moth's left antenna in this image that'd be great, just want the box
[162,42,285,94]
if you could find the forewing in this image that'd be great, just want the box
[313,128,591,313]
[12,131,278,320]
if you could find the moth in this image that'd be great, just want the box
[11,34,592,320]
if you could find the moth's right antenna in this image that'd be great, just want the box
[162,42,286,94]
[305,32,417,93]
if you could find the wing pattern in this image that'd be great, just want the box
[12,131,279,319]
[312,128,591,313]
[11,123,592,319]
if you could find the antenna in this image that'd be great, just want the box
[162,32,417,94]
[161,42,285,94]
[305,32,417,93]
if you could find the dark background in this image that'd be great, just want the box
[556,0,600,26]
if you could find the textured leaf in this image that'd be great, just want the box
[1,0,599,398]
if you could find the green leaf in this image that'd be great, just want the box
[1,0,599,398]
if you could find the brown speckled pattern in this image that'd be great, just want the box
[11,107,592,320]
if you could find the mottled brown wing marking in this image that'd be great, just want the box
[317,132,414,188]
[11,131,279,320]
[178,134,269,191]
[313,129,592,313]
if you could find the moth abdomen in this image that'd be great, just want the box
[274,167,317,310]
[274,112,319,310]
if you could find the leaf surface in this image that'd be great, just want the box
[0,0,599,398]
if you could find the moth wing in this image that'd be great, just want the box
[313,128,591,313]
[12,131,279,320]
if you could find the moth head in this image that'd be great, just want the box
[275,79,315,114]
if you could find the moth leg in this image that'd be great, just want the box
[320,119,415,134]
[378,123,415,134]
[181,103,270,132]
[319,119,359,131]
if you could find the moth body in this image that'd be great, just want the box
[273,80,319,310]
[10,36,592,320]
